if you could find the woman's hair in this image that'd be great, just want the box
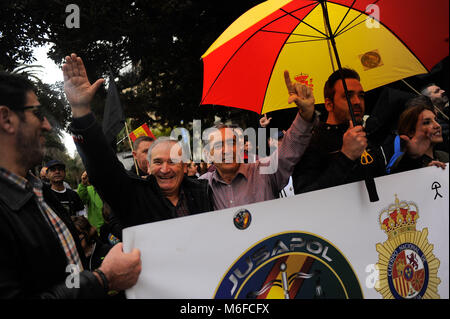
[398,96,435,138]
[71,216,98,244]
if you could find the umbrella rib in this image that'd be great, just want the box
[333,0,357,36]
[201,1,320,108]
[279,8,328,38]
[335,18,368,38]
[334,12,366,37]
[259,3,323,114]
[333,1,429,76]
[286,38,327,44]
[334,0,381,37]
[260,29,326,40]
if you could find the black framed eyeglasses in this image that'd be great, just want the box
[14,105,46,122]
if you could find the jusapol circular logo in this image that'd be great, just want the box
[214,232,363,299]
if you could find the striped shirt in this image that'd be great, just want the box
[0,167,83,272]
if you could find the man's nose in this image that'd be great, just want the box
[41,117,52,131]
[160,162,169,172]
[351,95,361,105]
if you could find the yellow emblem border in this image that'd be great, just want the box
[375,228,441,299]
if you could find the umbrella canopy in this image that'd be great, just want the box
[201,0,449,114]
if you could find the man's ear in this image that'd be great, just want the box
[0,106,16,134]
[324,98,334,113]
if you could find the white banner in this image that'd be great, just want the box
[123,166,449,299]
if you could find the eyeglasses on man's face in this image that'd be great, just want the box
[13,105,46,122]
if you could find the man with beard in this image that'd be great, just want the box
[0,72,141,298]
[292,68,388,195]
[421,83,449,152]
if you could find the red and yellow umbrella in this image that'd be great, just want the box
[201,0,449,114]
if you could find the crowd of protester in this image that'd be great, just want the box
[0,52,448,299]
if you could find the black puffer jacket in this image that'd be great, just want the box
[0,176,105,299]
[70,113,214,229]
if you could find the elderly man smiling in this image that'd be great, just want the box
[64,53,213,228]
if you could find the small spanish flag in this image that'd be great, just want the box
[129,123,155,142]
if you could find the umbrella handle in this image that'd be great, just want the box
[361,150,373,165]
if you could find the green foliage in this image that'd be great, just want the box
[64,153,85,188]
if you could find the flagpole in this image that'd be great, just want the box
[116,135,128,145]
[125,121,140,176]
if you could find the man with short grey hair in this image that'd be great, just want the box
[64,53,213,228]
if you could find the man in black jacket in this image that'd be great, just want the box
[63,53,213,228]
[292,68,388,195]
[0,72,141,298]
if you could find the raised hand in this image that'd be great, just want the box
[81,171,89,186]
[284,70,315,122]
[259,114,272,128]
[62,53,104,117]
[399,131,431,159]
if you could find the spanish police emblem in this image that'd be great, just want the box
[375,195,441,299]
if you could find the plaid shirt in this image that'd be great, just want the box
[0,167,83,272]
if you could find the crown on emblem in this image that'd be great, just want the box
[295,74,309,82]
[294,73,314,89]
[379,195,419,239]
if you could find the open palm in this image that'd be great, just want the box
[63,53,104,109]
